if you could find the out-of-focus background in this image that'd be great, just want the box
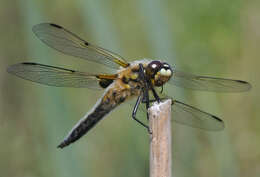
[0,0,259,177]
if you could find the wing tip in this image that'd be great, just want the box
[7,62,37,73]
[32,23,62,34]
[6,63,21,74]
[49,23,63,29]
[211,115,225,131]
[6,64,13,73]
[237,80,252,92]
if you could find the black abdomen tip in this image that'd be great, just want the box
[57,141,68,149]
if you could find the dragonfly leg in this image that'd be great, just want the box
[138,64,160,103]
[132,93,151,133]
[151,87,160,103]
[139,64,150,120]
[160,86,164,94]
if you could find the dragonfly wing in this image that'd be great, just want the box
[131,96,224,131]
[32,23,129,69]
[169,69,251,92]
[172,100,224,131]
[7,62,116,89]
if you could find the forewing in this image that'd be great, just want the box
[32,23,129,69]
[7,62,115,89]
[169,70,251,92]
[172,100,224,131]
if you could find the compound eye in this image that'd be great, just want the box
[160,68,167,75]
[162,62,173,70]
[151,63,157,69]
[148,60,162,71]
[159,68,171,76]
[166,69,172,76]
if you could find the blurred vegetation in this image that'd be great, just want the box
[0,0,259,177]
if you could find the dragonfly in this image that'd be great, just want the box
[7,23,251,149]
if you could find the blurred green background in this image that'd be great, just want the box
[0,0,259,177]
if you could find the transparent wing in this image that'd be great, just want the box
[7,62,116,89]
[134,97,224,131]
[32,23,129,69]
[169,69,251,92]
[172,100,224,131]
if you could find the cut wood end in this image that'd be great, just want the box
[148,99,172,118]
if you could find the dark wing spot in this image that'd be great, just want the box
[22,62,37,65]
[50,23,62,29]
[211,115,223,122]
[99,79,113,88]
[84,42,89,46]
[237,80,248,84]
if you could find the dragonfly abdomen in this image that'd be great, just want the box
[57,82,134,148]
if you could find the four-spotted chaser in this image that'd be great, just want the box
[7,23,251,148]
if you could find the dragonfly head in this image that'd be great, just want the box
[146,60,173,87]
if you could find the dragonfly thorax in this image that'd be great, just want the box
[146,60,173,87]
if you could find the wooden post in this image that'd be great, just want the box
[149,99,172,177]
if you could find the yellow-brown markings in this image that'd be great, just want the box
[113,59,129,68]
[97,74,118,80]
[100,63,146,109]
[130,73,138,80]
[102,80,140,107]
